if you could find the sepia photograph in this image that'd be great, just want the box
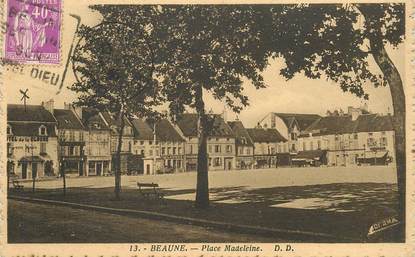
[3,1,409,248]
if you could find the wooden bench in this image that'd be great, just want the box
[12,180,24,190]
[137,182,164,201]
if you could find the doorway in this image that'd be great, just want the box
[146,164,150,174]
[96,162,102,176]
[22,163,27,179]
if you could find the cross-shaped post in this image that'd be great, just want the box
[19,89,30,112]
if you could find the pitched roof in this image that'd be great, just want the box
[80,108,110,130]
[176,113,234,137]
[130,118,153,140]
[8,104,56,122]
[149,119,185,142]
[246,128,287,143]
[53,109,85,130]
[273,113,321,131]
[8,122,57,137]
[302,114,394,136]
[354,114,394,132]
[227,121,254,146]
[101,111,132,128]
[303,115,356,136]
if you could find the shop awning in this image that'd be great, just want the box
[294,150,327,161]
[19,156,44,163]
[359,151,388,159]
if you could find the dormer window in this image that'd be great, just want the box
[7,124,12,135]
[39,125,47,136]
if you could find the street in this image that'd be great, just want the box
[8,199,280,243]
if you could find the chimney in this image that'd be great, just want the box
[42,99,54,113]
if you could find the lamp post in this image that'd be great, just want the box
[28,140,36,193]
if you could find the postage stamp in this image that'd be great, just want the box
[4,0,61,64]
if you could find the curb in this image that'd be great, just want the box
[9,195,352,242]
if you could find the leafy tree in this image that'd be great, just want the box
[154,6,274,208]
[71,5,160,200]
[267,3,405,239]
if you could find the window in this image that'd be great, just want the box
[353,134,358,140]
[173,147,176,155]
[141,150,145,156]
[149,150,153,156]
[215,145,221,153]
[69,146,75,156]
[317,140,321,150]
[7,125,12,135]
[226,138,230,141]
[367,138,377,147]
[7,143,13,156]
[178,147,182,155]
[226,145,232,153]
[241,137,246,144]
[246,148,251,155]
[214,157,222,167]
[380,137,388,147]
[69,131,75,141]
[140,141,144,145]
[208,145,212,153]
[208,158,212,166]
[149,141,153,145]
[177,160,181,168]
[39,125,47,136]
[40,143,47,154]
[167,147,171,155]
[162,147,165,155]
[303,142,306,151]
[239,148,243,155]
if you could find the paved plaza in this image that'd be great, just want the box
[19,165,397,213]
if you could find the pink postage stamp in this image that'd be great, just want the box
[5,0,61,64]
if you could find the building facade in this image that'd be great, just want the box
[177,113,236,171]
[246,128,287,168]
[258,113,321,153]
[78,108,112,176]
[54,105,87,176]
[228,120,254,169]
[7,102,58,179]
[153,119,186,173]
[101,112,134,174]
[298,108,395,167]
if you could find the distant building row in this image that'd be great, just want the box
[7,100,395,179]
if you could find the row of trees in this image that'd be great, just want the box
[71,4,405,239]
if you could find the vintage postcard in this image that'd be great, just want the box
[0,0,414,256]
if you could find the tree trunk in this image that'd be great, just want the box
[195,85,209,208]
[369,38,406,241]
[115,109,125,200]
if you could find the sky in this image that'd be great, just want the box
[5,4,405,128]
